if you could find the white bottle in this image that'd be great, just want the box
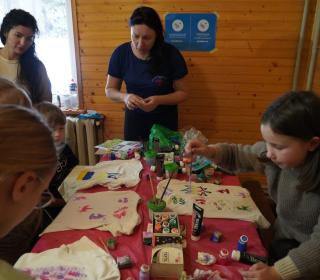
[69,79,78,108]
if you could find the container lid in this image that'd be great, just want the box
[164,162,178,172]
[240,235,248,243]
[145,150,157,158]
[140,264,150,272]
[191,234,200,241]
[231,250,240,261]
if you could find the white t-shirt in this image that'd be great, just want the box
[42,190,141,236]
[14,236,120,280]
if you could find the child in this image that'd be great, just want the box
[0,105,57,279]
[0,77,32,108]
[35,101,78,219]
[0,78,39,265]
[185,91,320,280]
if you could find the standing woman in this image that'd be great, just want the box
[0,105,57,279]
[0,9,52,104]
[106,6,188,140]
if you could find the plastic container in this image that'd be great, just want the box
[218,248,229,265]
[147,199,166,220]
[139,264,150,280]
[164,162,178,179]
[144,150,157,166]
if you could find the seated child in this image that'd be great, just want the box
[35,102,78,219]
[0,77,32,108]
[0,104,57,279]
[0,78,40,265]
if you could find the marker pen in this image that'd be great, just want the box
[231,250,267,265]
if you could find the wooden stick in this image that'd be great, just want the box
[147,173,156,200]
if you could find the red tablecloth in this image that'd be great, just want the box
[33,165,267,279]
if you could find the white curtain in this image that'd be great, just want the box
[0,0,77,98]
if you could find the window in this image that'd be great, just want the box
[0,0,78,107]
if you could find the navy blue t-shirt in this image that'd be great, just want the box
[107,42,188,140]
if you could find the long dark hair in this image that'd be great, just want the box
[129,6,168,74]
[261,91,320,191]
[0,9,44,103]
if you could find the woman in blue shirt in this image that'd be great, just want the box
[106,6,188,140]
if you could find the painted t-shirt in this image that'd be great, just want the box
[156,179,270,229]
[14,236,120,280]
[58,159,143,201]
[41,190,141,236]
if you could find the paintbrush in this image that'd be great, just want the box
[158,173,173,205]
[188,151,193,190]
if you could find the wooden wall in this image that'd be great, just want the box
[73,0,318,184]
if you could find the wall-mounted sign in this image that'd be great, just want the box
[165,13,217,52]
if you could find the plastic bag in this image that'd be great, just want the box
[148,124,182,152]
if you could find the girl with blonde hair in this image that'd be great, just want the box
[0,105,57,278]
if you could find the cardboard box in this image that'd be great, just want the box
[151,244,184,278]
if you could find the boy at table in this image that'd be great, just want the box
[186,91,320,280]
[35,101,78,220]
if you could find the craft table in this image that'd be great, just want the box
[32,163,268,279]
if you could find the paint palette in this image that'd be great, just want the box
[152,212,180,237]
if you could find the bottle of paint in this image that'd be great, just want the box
[231,250,267,265]
[139,264,150,280]
[156,154,165,179]
[191,203,204,241]
[237,235,248,252]
[218,248,229,265]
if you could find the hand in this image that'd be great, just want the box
[138,96,159,112]
[124,94,145,110]
[185,139,213,158]
[240,263,281,280]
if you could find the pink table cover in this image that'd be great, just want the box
[33,164,267,280]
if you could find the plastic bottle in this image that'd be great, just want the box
[218,248,229,265]
[139,264,150,280]
[69,79,77,94]
[69,79,78,108]
[231,250,267,265]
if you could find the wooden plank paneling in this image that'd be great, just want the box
[74,0,317,185]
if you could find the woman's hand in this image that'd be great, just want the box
[240,263,281,280]
[124,93,145,110]
[139,96,159,112]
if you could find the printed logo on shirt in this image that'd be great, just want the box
[152,75,168,87]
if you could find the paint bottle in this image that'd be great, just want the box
[139,264,150,280]
[231,250,267,265]
[153,138,160,153]
[237,235,248,252]
[156,154,165,179]
[218,248,229,265]
[191,203,204,241]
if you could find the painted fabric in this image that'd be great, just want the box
[14,236,120,280]
[156,179,270,229]
[41,191,141,236]
[58,159,143,201]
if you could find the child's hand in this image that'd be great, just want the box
[240,263,281,280]
[185,139,212,158]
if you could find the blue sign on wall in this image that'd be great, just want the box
[165,13,217,52]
